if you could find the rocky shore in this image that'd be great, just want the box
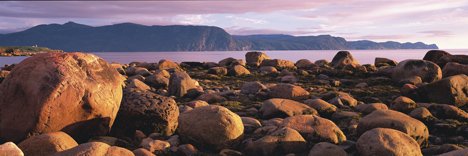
[0,50,467,156]
[0,46,62,57]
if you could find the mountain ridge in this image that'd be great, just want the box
[0,22,438,52]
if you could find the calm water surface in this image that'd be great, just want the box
[1,49,468,66]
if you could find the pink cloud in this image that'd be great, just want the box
[0,1,325,19]
[226,26,333,36]
[419,31,453,37]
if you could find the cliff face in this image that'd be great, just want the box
[0,22,438,52]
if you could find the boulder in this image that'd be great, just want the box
[203,62,219,68]
[112,88,179,137]
[280,75,297,83]
[53,142,134,156]
[423,103,468,121]
[241,81,267,95]
[260,59,295,69]
[245,51,270,67]
[295,59,314,69]
[219,149,242,156]
[219,57,245,67]
[390,96,417,113]
[126,66,148,76]
[331,111,360,133]
[0,142,24,156]
[135,68,152,77]
[133,148,155,156]
[176,144,199,156]
[357,109,429,145]
[126,79,151,91]
[423,50,468,68]
[180,62,204,68]
[331,51,360,69]
[178,105,244,150]
[375,57,397,67]
[423,50,451,67]
[196,93,227,104]
[315,59,330,67]
[259,66,278,74]
[0,70,9,83]
[391,59,442,83]
[422,144,463,156]
[242,117,262,133]
[327,92,358,108]
[268,83,310,100]
[228,65,251,76]
[438,148,468,156]
[400,83,418,95]
[208,67,228,76]
[409,107,434,121]
[18,132,78,156]
[442,62,468,77]
[244,127,307,156]
[356,128,422,156]
[185,100,209,108]
[398,76,423,85]
[158,59,181,71]
[144,72,170,89]
[0,53,124,142]
[355,103,388,115]
[281,115,346,144]
[260,98,317,119]
[168,71,200,97]
[140,138,170,153]
[412,74,468,107]
[308,142,347,156]
[88,136,131,147]
[303,99,337,116]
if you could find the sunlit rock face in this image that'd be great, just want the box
[0,52,124,143]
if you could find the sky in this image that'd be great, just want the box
[0,0,467,49]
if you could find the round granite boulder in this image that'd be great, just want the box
[357,128,422,156]
[0,52,125,142]
[178,105,244,150]
[357,109,429,145]
[112,88,179,137]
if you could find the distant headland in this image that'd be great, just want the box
[0,22,438,52]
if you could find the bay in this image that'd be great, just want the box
[1,49,467,67]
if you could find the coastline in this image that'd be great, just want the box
[0,50,467,155]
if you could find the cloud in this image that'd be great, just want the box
[225,26,332,36]
[0,1,324,19]
[0,0,468,48]
[226,16,267,25]
[348,35,413,40]
[419,31,453,37]
[174,15,215,25]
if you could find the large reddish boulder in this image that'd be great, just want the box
[331,51,360,69]
[442,62,468,77]
[0,53,125,142]
[281,115,346,144]
[245,51,270,67]
[412,74,468,107]
[168,71,200,97]
[357,109,429,145]
[178,105,244,150]
[18,131,78,156]
[268,83,310,100]
[112,88,179,137]
[423,50,468,68]
[357,128,422,156]
[391,59,442,83]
